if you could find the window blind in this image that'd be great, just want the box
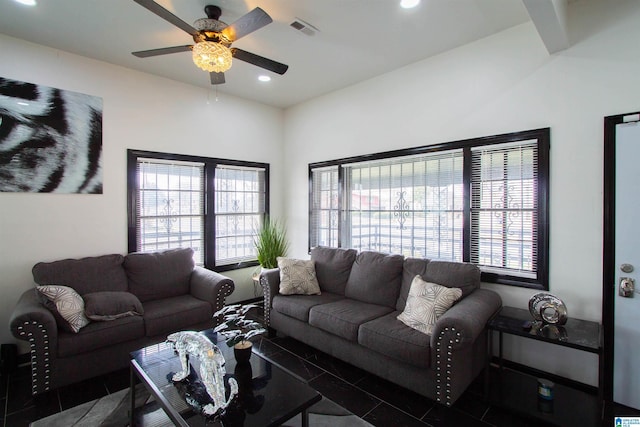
[136,158,205,265]
[343,150,463,260]
[470,140,538,277]
[214,165,266,265]
[310,166,339,248]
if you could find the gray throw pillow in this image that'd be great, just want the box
[397,275,462,335]
[277,257,321,295]
[84,291,144,321]
[36,285,90,333]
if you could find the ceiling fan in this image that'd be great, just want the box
[131,0,288,85]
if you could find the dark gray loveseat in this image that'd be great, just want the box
[260,247,502,406]
[9,248,234,395]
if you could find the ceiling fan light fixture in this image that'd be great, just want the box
[192,41,232,73]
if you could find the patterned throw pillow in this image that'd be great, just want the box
[397,275,462,335]
[36,285,90,333]
[277,257,321,295]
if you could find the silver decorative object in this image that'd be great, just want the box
[167,331,238,416]
[528,293,568,325]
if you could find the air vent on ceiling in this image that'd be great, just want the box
[290,18,319,36]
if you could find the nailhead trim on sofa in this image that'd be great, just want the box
[435,326,461,406]
[18,321,50,394]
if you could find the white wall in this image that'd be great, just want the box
[0,34,285,348]
[283,0,640,386]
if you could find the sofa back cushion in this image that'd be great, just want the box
[310,246,357,295]
[396,258,480,310]
[32,254,128,295]
[397,257,431,311]
[124,248,194,302]
[423,260,480,297]
[344,251,404,308]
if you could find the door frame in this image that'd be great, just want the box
[602,110,640,406]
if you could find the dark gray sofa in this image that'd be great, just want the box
[260,247,502,406]
[9,248,234,396]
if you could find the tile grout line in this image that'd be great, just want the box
[268,336,435,426]
[359,400,382,425]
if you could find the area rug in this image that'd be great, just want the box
[30,385,373,427]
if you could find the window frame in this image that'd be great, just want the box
[308,128,550,290]
[127,149,269,272]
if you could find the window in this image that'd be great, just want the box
[309,128,549,289]
[214,166,266,266]
[309,166,339,248]
[128,150,269,271]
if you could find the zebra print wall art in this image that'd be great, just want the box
[0,77,103,193]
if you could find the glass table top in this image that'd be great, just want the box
[130,330,321,427]
[488,306,601,353]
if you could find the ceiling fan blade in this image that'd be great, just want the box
[132,45,192,58]
[231,48,289,75]
[210,72,225,85]
[133,0,198,36]
[221,7,272,42]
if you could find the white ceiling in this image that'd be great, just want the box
[0,0,541,108]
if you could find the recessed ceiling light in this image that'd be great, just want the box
[258,75,271,82]
[400,0,420,9]
[14,0,37,6]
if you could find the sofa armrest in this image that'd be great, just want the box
[259,268,280,327]
[9,288,59,395]
[430,288,502,406]
[190,266,235,324]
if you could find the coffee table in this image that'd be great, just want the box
[129,329,321,427]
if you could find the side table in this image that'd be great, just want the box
[486,306,602,426]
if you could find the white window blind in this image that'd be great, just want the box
[343,150,463,260]
[136,158,204,265]
[470,140,538,277]
[214,165,266,265]
[310,166,339,248]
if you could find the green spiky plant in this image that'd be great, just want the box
[254,216,289,269]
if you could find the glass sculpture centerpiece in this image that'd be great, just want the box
[166,331,238,416]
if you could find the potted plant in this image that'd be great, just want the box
[214,304,266,362]
[254,216,289,269]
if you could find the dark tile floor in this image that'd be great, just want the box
[0,306,623,427]
[0,333,579,427]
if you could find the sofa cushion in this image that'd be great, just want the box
[277,257,321,295]
[57,315,145,357]
[423,260,480,297]
[32,254,128,295]
[309,299,393,341]
[397,275,462,335]
[142,294,212,337]
[344,251,404,308]
[358,311,431,369]
[36,285,90,333]
[125,248,194,302]
[396,259,479,311]
[84,291,144,321]
[397,257,431,311]
[272,292,344,322]
[310,247,357,295]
